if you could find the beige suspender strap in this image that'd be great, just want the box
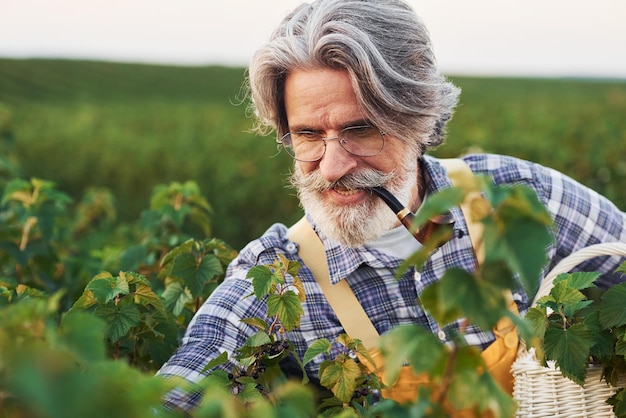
[287,217,381,349]
[439,158,486,264]
[286,159,485,350]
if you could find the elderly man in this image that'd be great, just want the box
[157,0,625,413]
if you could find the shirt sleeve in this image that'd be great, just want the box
[465,154,626,288]
[154,228,288,413]
[155,271,264,412]
[535,162,626,287]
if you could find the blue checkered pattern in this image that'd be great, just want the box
[157,154,626,412]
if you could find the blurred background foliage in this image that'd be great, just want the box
[1,58,624,250]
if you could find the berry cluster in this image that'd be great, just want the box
[228,339,294,398]
[267,340,290,357]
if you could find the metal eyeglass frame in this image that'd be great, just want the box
[277,125,386,162]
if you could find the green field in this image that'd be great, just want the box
[1,58,625,249]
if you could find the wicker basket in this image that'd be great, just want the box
[512,242,626,418]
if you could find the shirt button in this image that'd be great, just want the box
[504,332,518,349]
[285,242,297,253]
[437,330,446,341]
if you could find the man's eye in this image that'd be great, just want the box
[344,126,375,139]
[296,132,320,140]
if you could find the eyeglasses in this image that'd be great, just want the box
[277,125,386,162]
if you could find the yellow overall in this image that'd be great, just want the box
[364,302,519,411]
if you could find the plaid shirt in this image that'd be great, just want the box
[158,154,626,412]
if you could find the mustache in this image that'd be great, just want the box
[290,168,397,192]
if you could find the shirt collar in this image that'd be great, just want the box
[306,216,372,284]
[305,155,473,284]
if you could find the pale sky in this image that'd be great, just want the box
[1,0,626,78]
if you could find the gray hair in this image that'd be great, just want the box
[247,0,460,153]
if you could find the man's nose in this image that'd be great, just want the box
[317,138,358,184]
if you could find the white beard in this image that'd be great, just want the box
[290,155,419,247]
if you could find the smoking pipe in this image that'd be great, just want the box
[370,186,454,245]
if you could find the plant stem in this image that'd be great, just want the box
[15,264,22,284]
[437,342,458,405]
[267,283,287,335]
[133,336,138,365]
[268,316,281,335]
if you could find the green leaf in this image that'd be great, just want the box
[118,244,149,272]
[59,311,107,363]
[398,226,454,274]
[171,252,223,296]
[554,271,600,291]
[37,201,64,240]
[592,329,618,361]
[353,347,378,377]
[482,184,554,297]
[271,381,317,418]
[240,317,269,332]
[441,268,509,331]
[475,369,517,417]
[160,239,196,268]
[198,253,223,279]
[95,303,141,342]
[491,183,553,225]
[452,344,485,376]
[599,282,626,328]
[146,321,180,367]
[412,186,465,227]
[133,283,167,318]
[535,293,557,311]
[202,368,231,387]
[246,265,273,300]
[266,290,304,331]
[524,306,549,340]
[244,331,271,348]
[446,346,490,411]
[550,280,590,318]
[616,334,626,356]
[238,355,256,369]
[237,383,264,403]
[85,274,130,304]
[292,275,306,303]
[544,323,594,386]
[204,238,237,267]
[319,357,362,404]
[161,281,193,316]
[480,259,516,290]
[120,271,150,286]
[420,281,461,326]
[303,338,332,366]
[202,351,229,373]
[607,388,626,417]
[70,289,98,311]
[421,268,508,331]
[275,253,298,278]
[379,325,445,384]
[398,248,431,275]
[501,216,552,297]
[1,178,32,205]
[286,259,301,278]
